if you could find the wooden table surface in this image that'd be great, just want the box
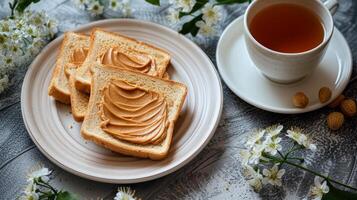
[1,0,357,199]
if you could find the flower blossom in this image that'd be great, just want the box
[114,187,139,200]
[287,127,317,151]
[308,176,329,200]
[262,164,285,186]
[201,3,222,25]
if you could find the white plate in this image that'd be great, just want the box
[21,19,223,183]
[217,16,352,114]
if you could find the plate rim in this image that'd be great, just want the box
[216,16,352,114]
[21,18,223,183]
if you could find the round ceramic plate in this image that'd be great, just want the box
[217,16,352,114]
[21,19,223,183]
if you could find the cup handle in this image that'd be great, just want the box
[324,0,339,15]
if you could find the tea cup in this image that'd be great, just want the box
[244,0,339,83]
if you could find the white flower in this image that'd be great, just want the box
[0,75,9,94]
[88,1,104,16]
[239,149,251,166]
[243,165,263,192]
[73,0,88,9]
[309,177,329,200]
[0,34,7,46]
[287,127,317,151]
[3,56,13,64]
[304,140,317,151]
[177,0,196,12]
[287,127,306,145]
[22,190,39,200]
[22,180,39,200]
[114,187,138,200]
[21,171,40,200]
[119,0,132,17]
[266,124,283,138]
[109,0,120,11]
[167,8,180,23]
[9,45,22,57]
[46,19,58,37]
[201,3,222,25]
[10,29,22,44]
[195,21,216,37]
[263,137,282,156]
[262,165,285,186]
[245,129,266,149]
[28,167,51,183]
[0,10,56,94]
[249,144,265,165]
[30,14,44,26]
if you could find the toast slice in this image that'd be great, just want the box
[74,29,171,93]
[48,32,90,104]
[65,64,89,122]
[81,64,187,160]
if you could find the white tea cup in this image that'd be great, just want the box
[244,0,339,84]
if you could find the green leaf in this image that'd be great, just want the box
[322,182,357,200]
[57,191,79,200]
[179,14,203,36]
[215,0,250,5]
[179,0,209,18]
[15,0,41,13]
[145,0,160,6]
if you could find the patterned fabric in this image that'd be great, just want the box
[1,0,357,199]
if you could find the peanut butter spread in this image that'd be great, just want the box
[70,48,88,64]
[100,48,153,74]
[99,80,168,145]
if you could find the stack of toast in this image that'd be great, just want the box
[48,29,187,160]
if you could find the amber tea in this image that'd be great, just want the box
[249,3,325,53]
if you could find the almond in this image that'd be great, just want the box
[319,87,332,103]
[327,112,344,130]
[292,92,309,108]
[328,94,345,108]
[340,99,357,117]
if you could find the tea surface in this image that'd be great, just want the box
[249,3,324,53]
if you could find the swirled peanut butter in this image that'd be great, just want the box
[100,48,153,74]
[99,80,168,144]
[70,48,88,64]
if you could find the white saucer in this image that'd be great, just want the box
[217,16,352,114]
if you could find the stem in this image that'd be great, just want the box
[287,143,297,153]
[9,0,18,17]
[265,154,357,191]
[287,157,304,162]
[277,150,285,159]
[285,145,304,159]
[35,180,58,195]
[214,0,250,6]
[195,1,207,5]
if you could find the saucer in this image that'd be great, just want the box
[216,16,352,114]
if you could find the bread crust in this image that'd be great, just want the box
[68,74,87,122]
[48,85,71,104]
[48,32,90,103]
[81,122,174,160]
[48,33,72,104]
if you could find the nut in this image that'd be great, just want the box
[319,87,332,103]
[292,92,309,108]
[328,94,345,108]
[327,112,344,130]
[340,99,357,117]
